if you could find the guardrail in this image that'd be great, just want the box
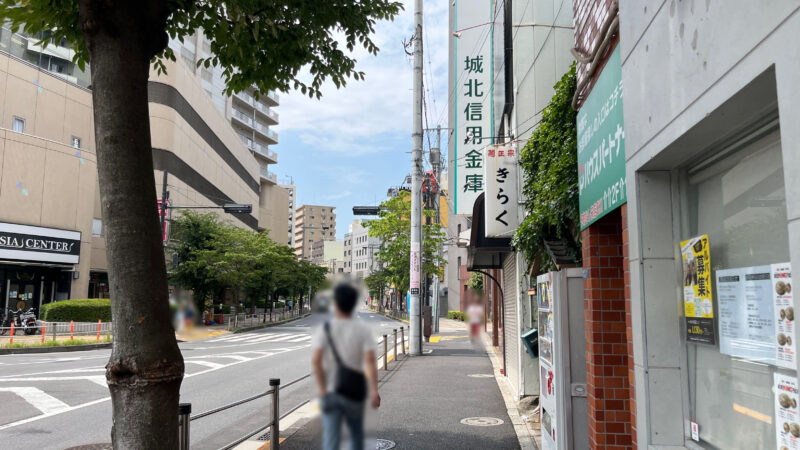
[213,305,308,330]
[1,320,112,343]
[177,325,410,450]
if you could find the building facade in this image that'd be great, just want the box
[350,219,380,281]
[280,183,296,247]
[343,231,353,276]
[293,204,336,260]
[618,2,800,449]
[0,25,263,312]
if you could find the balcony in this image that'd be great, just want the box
[252,141,278,163]
[264,90,279,106]
[238,133,254,150]
[254,120,271,139]
[254,101,279,124]
[233,91,256,110]
[266,129,278,144]
[260,166,277,184]
[231,108,253,127]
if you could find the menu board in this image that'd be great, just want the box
[775,373,800,450]
[717,266,775,364]
[773,263,795,369]
[681,235,716,344]
[537,273,557,450]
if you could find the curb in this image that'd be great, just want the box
[0,342,112,355]
[365,309,409,323]
[230,313,311,334]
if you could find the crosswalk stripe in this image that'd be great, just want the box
[212,355,251,362]
[286,335,312,343]
[185,360,225,369]
[0,387,70,415]
[265,334,305,342]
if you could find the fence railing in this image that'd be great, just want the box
[177,325,410,450]
[212,304,309,331]
[0,320,112,342]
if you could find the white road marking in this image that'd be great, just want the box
[0,387,70,415]
[286,335,312,343]
[184,360,225,369]
[211,355,251,362]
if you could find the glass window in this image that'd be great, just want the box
[72,136,81,148]
[92,219,103,237]
[680,128,787,449]
[12,116,24,133]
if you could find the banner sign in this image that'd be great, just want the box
[453,0,494,215]
[681,234,715,344]
[484,145,519,237]
[577,45,626,229]
[0,222,81,264]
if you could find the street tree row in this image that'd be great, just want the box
[169,211,327,315]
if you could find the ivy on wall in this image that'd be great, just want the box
[512,64,581,274]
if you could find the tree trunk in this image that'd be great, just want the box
[79,1,183,448]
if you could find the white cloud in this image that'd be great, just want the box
[277,0,450,157]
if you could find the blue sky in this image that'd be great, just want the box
[272,0,449,239]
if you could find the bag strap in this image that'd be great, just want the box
[323,321,345,367]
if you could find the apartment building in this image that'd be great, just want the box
[343,232,353,276]
[350,219,380,281]
[0,26,263,310]
[293,205,336,260]
[170,32,289,245]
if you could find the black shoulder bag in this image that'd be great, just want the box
[324,321,368,402]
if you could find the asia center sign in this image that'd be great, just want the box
[0,222,81,264]
[577,45,626,229]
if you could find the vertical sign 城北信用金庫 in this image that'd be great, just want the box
[681,234,715,345]
[484,145,519,237]
[577,45,626,229]
[453,0,493,215]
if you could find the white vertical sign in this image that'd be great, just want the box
[410,242,420,292]
[453,0,493,215]
[484,145,519,237]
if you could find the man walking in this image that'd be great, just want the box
[312,284,381,450]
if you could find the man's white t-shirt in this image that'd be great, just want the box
[311,316,375,392]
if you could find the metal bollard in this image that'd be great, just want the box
[393,329,398,360]
[400,327,405,355]
[383,335,388,370]
[178,402,191,450]
[270,378,280,450]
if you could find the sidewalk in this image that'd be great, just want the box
[279,319,523,450]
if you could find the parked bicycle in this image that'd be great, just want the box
[0,307,38,335]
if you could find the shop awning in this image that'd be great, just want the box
[467,193,512,270]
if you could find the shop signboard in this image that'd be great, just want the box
[484,145,519,237]
[681,234,715,344]
[0,222,81,264]
[453,0,494,215]
[577,45,626,229]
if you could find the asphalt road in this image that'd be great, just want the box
[0,307,403,449]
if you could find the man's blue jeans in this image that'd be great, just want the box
[321,392,366,450]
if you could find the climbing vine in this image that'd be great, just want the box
[512,64,581,274]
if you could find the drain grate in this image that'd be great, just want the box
[257,430,270,441]
[460,417,504,426]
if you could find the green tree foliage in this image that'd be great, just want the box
[0,0,403,98]
[364,191,446,295]
[512,64,581,274]
[170,212,327,312]
[467,272,484,293]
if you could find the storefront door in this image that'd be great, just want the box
[8,274,38,311]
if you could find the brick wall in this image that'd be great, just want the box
[582,206,633,449]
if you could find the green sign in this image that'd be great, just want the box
[577,46,626,230]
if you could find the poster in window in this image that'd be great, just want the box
[774,372,800,450]
[681,234,715,344]
[717,266,775,364]
[773,262,795,369]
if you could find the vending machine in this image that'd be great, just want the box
[537,269,588,450]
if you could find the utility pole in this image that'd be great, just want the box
[430,126,441,333]
[409,0,423,356]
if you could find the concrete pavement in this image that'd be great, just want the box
[0,308,402,449]
[281,319,521,450]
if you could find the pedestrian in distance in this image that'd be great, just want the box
[312,283,380,450]
[467,292,484,345]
